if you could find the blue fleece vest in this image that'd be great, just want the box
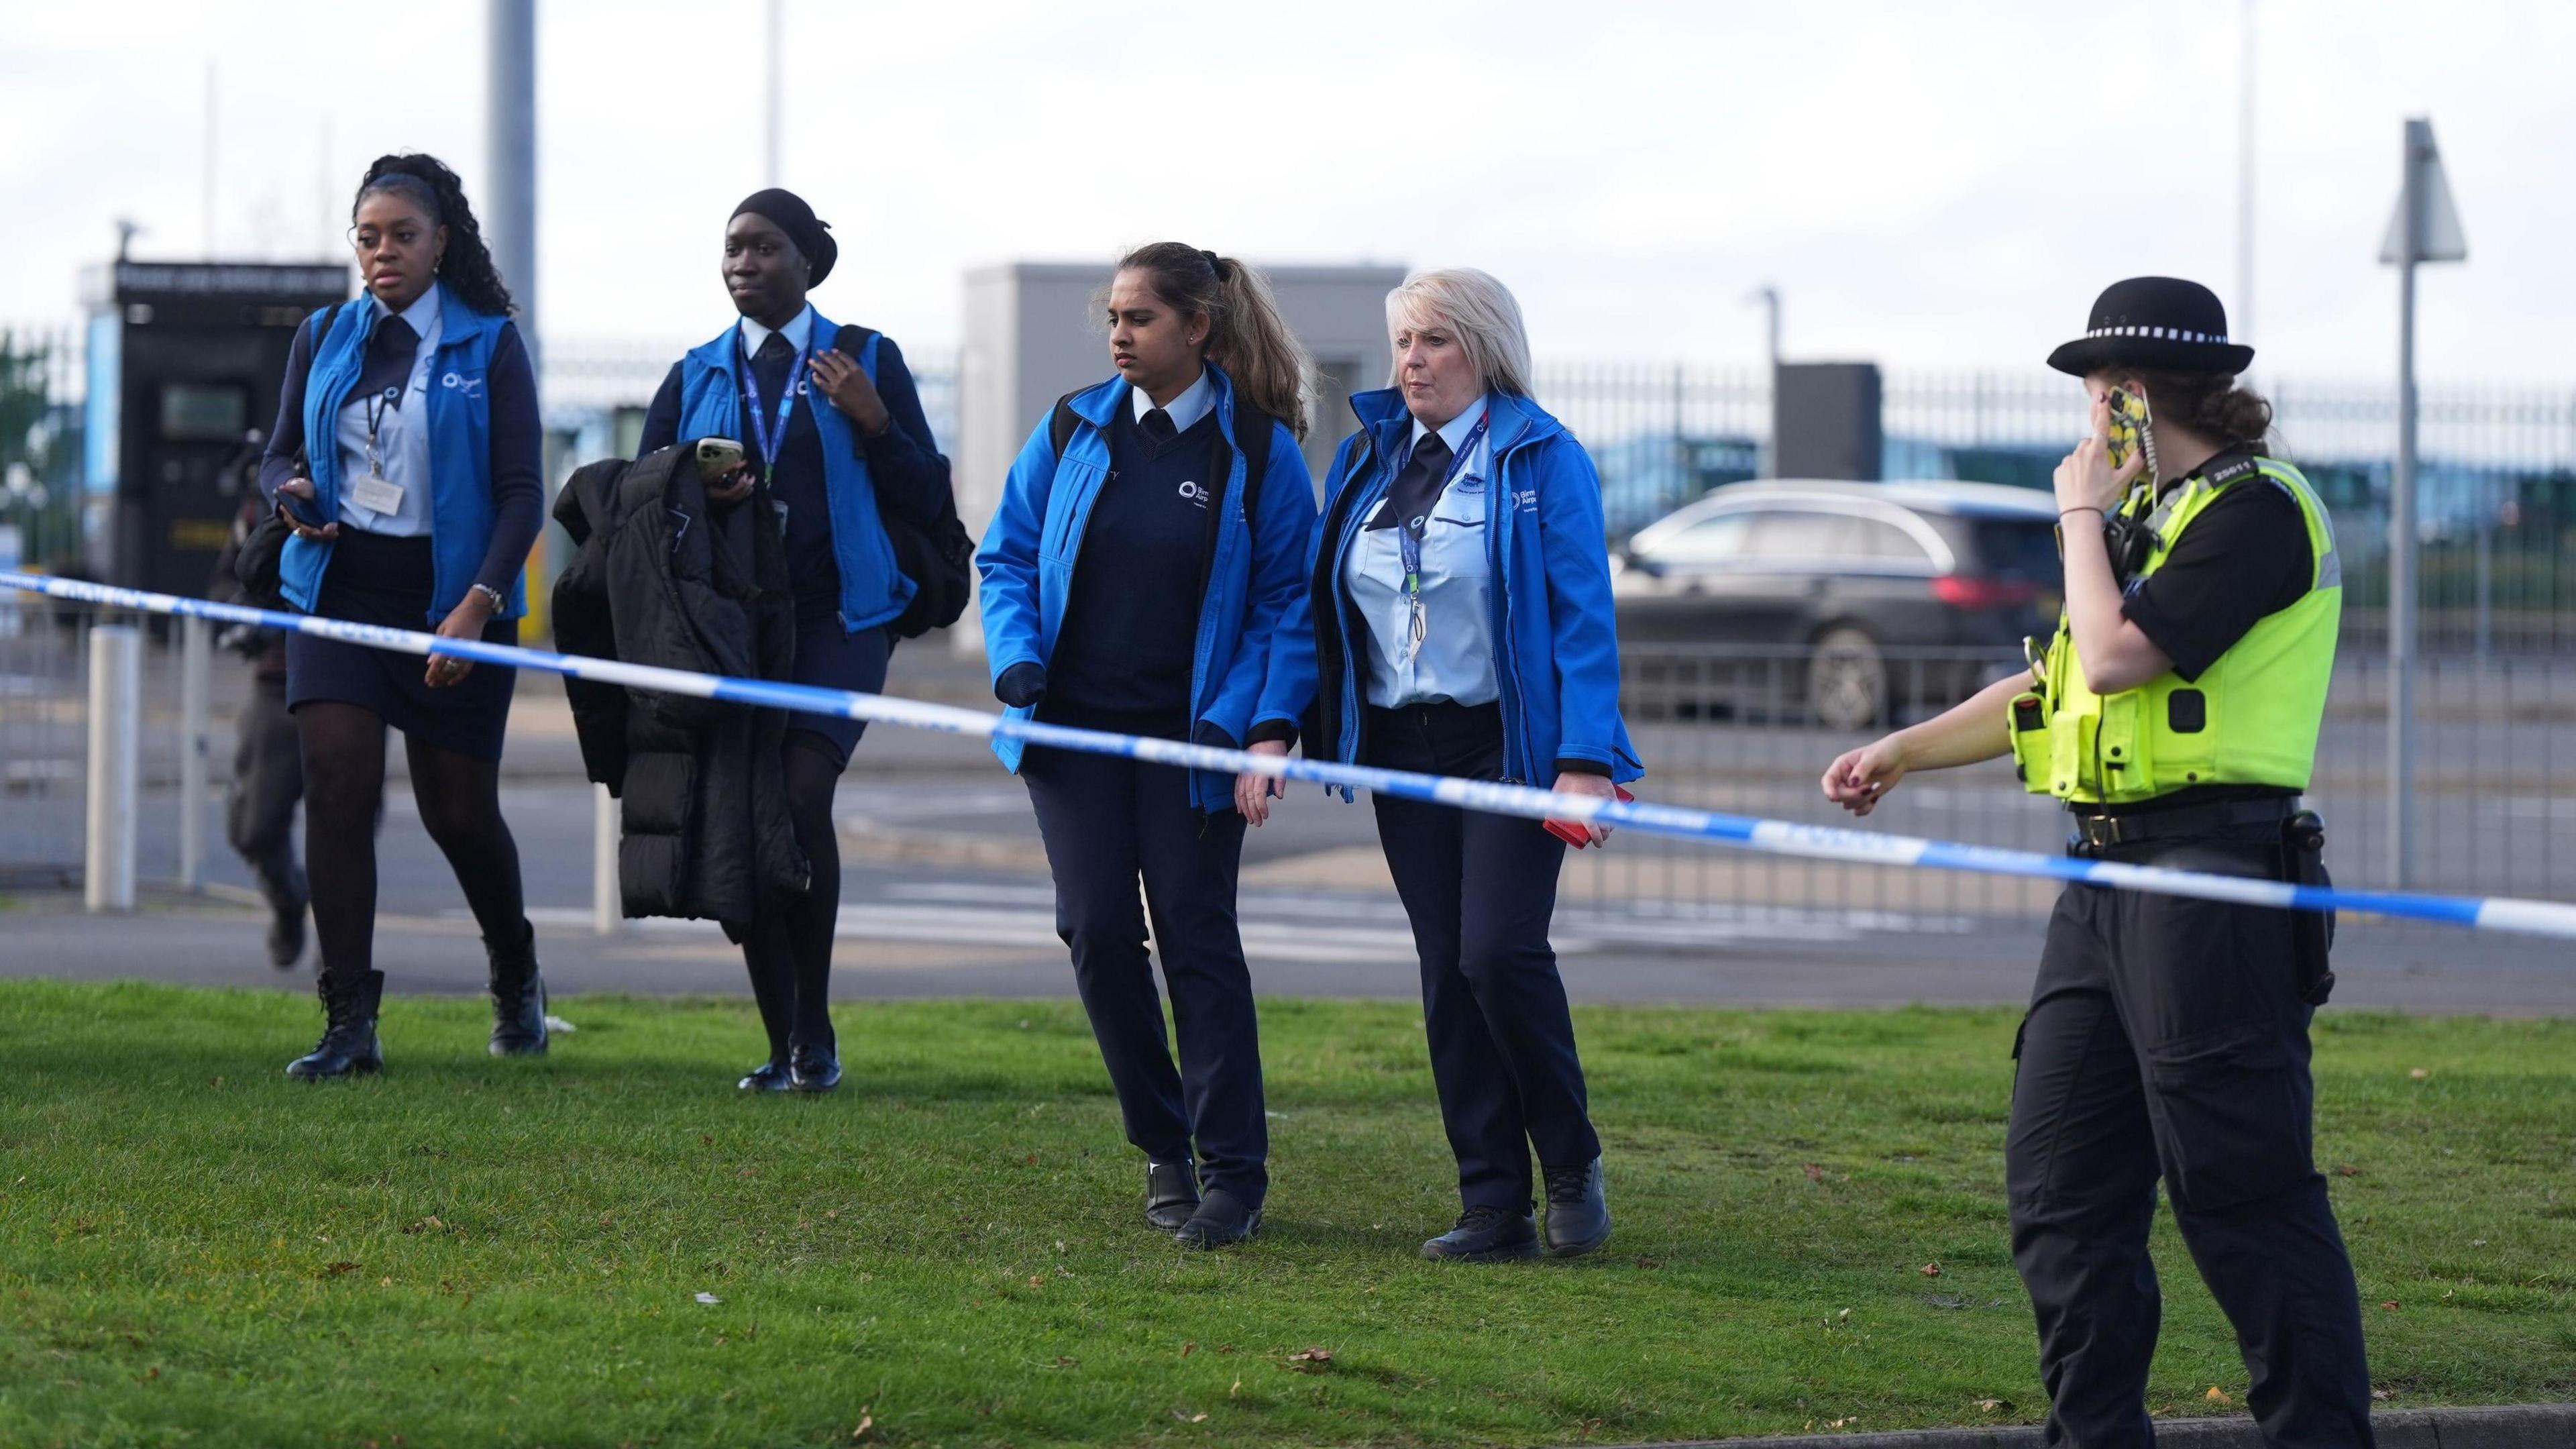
[280,292,524,623]
[676,312,914,633]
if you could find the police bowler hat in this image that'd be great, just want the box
[2047,276,2255,378]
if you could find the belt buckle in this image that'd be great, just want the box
[2074,813,2123,853]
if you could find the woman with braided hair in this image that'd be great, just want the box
[259,153,549,1079]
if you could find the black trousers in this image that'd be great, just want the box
[1022,741,1267,1206]
[2010,822,2373,1448]
[225,672,305,914]
[1366,702,1599,1216]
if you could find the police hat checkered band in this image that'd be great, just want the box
[2087,325,2229,343]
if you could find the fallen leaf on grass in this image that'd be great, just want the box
[1976,1398,2012,1413]
[317,1261,360,1279]
[2409,1068,2430,1080]
[2372,1388,2396,1401]
[1229,1376,1241,1398]
[1180,1341,1196,1357]
[851,1405,873,1440]
[2334,1165,2363,1177]
[1171,1410,1208,1423]
[1804,1163,1825,1183]
[1027,1276,1044,1289]
[1633,1256,1662,1270]
[1919,1261,1941,1277]
[1285,1346,1333,1372]
[2381,1300,2400,1310]
[2205,1387,2232,1403]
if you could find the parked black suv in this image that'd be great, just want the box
[1612,480,2062,729]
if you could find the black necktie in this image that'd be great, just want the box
[1139,407,1178,449]
[1369,430,1453,533]
[355,315,419,402]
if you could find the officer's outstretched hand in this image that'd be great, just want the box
[1821,736,1908,818]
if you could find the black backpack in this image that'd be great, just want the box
[833,326,975,639]
[1048,389,1274,523]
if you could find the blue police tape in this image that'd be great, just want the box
[11,568,2576,941]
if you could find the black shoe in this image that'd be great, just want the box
[1174,1187,1262,1249]
[485,921,548,1057]
[738,1059,793,1092]
[1421,1205,1540,1263]
[266,903,307,970]
[286,970,385,1079]
[1542,1157,1611,1257]
[788,1042,841,1092]
[1144,1159,1201,1231]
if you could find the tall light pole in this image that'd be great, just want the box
[765,0,784,184]
[488,0,539,358]
[2235,0,2256,350]
[2377,117,2467,887]
[1746,284,1780,477]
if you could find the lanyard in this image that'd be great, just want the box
[1393,413,1489,658]
[738,330,812,480]
[361,386,400,477]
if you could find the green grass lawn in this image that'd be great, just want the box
[1,983,2570,1448]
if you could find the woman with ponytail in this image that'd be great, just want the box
[975,243,1320,1248]
[258,153,549,1079]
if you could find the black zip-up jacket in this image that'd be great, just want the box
[552,446,805,932]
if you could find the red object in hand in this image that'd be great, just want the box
[1545,785,1633,849]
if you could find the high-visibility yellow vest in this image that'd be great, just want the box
[2008,456,2341,804]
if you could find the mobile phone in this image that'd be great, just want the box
[2104,386,2155,480]
[694,437,745,482]
[1545,784,1633,849]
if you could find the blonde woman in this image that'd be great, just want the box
[1279,268,1642,1260]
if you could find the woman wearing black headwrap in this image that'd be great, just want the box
[639,188,953,1092]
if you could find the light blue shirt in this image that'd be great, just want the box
[1132,366,1214,433]
[1343,394,1497,709]
[332,281,443,536]
[737,303,814,363]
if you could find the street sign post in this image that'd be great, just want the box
[2377,117,2467,887]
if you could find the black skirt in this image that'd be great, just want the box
[285,529,518,761]
[784,604,892,768]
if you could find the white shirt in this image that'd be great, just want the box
[1131,366,1215,434]
[737,303,814,363]
[1344,394,1498,709]
[333,281,443,536]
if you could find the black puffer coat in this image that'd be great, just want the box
[552,446,805,931]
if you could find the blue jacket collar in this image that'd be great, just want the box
[1069,364,1238,433]
[1349,386,1558,458]
[435,286,504,350]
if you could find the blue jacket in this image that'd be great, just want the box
[1280,387,1642,788]
[975,367,1319,814]
[279,292,529,622]
[676,311,914,633]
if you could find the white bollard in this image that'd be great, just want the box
[84,625,142,913]
[592,781,621,935]
[177,614,211,892]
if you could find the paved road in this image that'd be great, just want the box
[11,776,2571,1016]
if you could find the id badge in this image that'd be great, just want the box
[347,472,405,517]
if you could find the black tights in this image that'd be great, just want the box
[297,701,529,979]
[741,735,845,1059]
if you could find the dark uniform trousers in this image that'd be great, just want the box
[226,672,306,914]
[1022,742,1267,1208]
[2010,820,2375,1448]
[1366,701,1601,1215]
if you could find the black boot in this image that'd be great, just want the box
[286,969,384,1079]
[485,921,549,1057]
[1541,1157,1612,1258]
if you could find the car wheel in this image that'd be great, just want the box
[1807,627,1887,731]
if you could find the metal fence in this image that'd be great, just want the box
[1563,644,2576,922]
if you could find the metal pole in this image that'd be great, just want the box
[2389,119,2423,888]
[2236,0,2256,349]
[85,625,140,913]
[178,615,210,892]
[764,0,784,185]
[486,0,539,359]
[592,782,621,935]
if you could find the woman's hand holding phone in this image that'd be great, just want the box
[274,477,338,542]
[1544,771,1623,848]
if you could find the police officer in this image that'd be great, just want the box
[1823,278,2375,1446]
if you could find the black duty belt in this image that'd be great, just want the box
[2068,796,2299,853]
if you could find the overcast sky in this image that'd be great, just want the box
[4,0,2567,383]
